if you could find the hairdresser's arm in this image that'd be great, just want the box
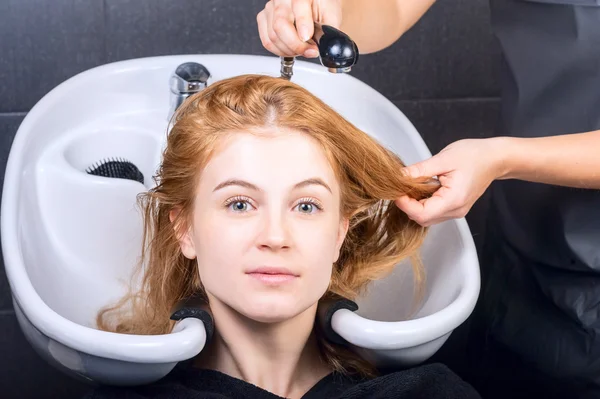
[339,0,437,54]
[257,0,437,58]
[394,131,600,226]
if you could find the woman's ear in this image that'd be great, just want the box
[333,217,350,263]
[169,208,197,259]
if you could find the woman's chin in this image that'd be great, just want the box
[246,312,294,324]
[237,296,315,324]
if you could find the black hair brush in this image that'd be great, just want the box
[86,157,144,185]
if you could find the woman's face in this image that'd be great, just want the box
[177,128,348,323]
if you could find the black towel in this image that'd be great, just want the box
[82,362,481,399]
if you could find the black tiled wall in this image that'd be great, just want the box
[0,1,500,397]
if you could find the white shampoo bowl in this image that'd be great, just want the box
[1,54,480,386]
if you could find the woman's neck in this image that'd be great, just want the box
[196,300,332,399]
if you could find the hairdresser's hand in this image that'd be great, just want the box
[257,0,342,58]
[394,138,507,227]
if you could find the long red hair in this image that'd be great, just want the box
[97,74,437,377]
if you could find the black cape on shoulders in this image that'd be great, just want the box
[82,362,481,399]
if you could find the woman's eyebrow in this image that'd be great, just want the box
[213,178,332,193]
[293,178,332,193]
[213,179,260,192]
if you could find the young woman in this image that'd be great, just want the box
[85,74,479,399]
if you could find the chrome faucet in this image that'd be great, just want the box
[167,23,358,121]
[168,62,211,121]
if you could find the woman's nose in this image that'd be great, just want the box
[257,210,291,250]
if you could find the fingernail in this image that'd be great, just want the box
[304,48,319,58]
[299,25,311,42]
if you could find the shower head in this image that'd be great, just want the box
[280,23,359,80]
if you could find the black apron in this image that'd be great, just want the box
[466,1,600,398]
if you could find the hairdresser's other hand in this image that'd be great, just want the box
[394,138,506,227]
[257,0,342,58]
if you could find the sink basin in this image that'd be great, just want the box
[1,54,480,386]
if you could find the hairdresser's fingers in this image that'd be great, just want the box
[257,10,282,56]
[401,154,452,180]
[259,2,285,56]
[412,197,455,226]
[265,1,297,56]
[394,195,420,215]
[291,0,314,42]
[395,187,456,226]
[273,2,314,55]
[418,198,474,225]
[395,195,443,227]
[421,204,475,226]
[418,201,473,227]
[291,0,320,57]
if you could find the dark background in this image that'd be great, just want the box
[0,1,500,398]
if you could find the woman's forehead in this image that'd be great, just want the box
[197,129,341,195]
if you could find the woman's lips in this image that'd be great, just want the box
[246,266,299,284]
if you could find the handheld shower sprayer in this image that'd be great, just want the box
[280,22,359,80]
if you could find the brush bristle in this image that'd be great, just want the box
[86,157,144,185]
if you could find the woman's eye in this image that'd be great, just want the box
[232,201,248,211]
[227,199,254,212]
[296,201,321,214]
[298,203,314,213]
